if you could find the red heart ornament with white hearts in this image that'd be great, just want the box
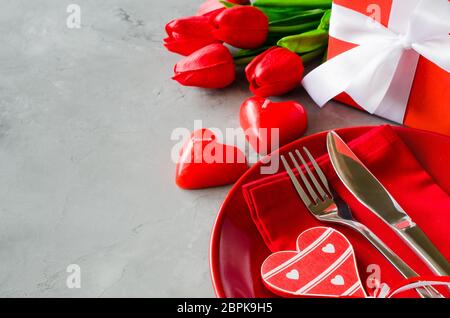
[240,97,307,155]
[175,128,249,189]
[261,227,367,298]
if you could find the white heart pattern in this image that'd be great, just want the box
[331,275,345,286]
[286,269,299,280]
[322,243,335,254]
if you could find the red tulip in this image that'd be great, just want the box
[212,6,269,49]
[197,0,251,17]
[173,43,235,88]
[245,47,304,97]
[164,16,220,56]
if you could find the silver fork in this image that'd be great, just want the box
[280,147,443,298]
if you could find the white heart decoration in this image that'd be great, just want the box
[286,269,299,280]
[261,227,367,298]
[322,243,335,254]
[331,275,345,286]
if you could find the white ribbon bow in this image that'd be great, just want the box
[302,0,450,123]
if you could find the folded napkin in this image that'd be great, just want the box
[243,125,450,297]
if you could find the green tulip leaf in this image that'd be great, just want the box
[255,6,311,22]
[269,9,325,26]
[277,29,328,54]
[318,9,331,30]
[233,47,270,59]
[300,46,327,64]
[264,34,290,46]
[253,0,332,9]
[235,47,327,66]
[268,20,320,35]
[234,56,257,66]
[233,47,271,66]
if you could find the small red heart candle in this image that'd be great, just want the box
[176,129,248,189]
[261,227,367,298]
[240,97,307,155]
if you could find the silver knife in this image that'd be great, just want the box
[327,131,450,276]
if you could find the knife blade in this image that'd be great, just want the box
[326,130,450,276]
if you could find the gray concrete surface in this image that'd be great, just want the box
[0,0,388,297]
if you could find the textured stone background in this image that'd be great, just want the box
[0,0,387,297]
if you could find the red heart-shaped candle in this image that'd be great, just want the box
[240,97,307,154]
[261,227,367,298]
[176,129,249,189]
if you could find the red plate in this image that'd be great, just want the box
[209,126,450,298]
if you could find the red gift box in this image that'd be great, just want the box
[322,0,450,136]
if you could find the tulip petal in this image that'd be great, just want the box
[249,77,299,96]
[164,16,220,55]
[175,44,234,72]
[197,0,225,16]
[174,63,235,88]
[246,47,304,97]
[173,44,236,88]
[164,37,221,56]
[245,47,278,82]
[213,6,269,49]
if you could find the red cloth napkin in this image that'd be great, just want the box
[243,125,450,297]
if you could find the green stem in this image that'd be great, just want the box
[277,29,328,54]
[234,46,327,66]
[268,20,320,34]
[300,47,326,63]
[219,1,238,8]
[253,0,332,8]
[268,9,325,26]
[235,56,256,66]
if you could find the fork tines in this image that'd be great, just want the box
[281,147,331,206]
